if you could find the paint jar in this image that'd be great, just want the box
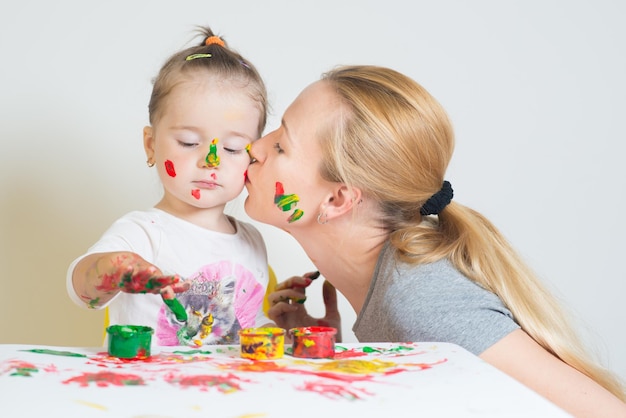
[106,325,154,359]
[290,326,337,359]
[239,327,285,360]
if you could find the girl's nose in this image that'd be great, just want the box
[203,138,220,168]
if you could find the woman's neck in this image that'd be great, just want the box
[291,221,387,314]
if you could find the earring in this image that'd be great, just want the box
[317,212,328,225]
[146,159,155,167]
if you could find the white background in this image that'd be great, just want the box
[1,1,624,382]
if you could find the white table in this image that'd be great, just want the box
[0,342,570,417]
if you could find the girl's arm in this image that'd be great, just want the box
[71,251,179,309]
[481,328,626,418]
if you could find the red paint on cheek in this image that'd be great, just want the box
[191,189,201,200]
[164,160,176,177]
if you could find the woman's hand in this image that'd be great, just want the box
[267,272,342,342]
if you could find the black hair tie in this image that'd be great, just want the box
[419,180,454,216]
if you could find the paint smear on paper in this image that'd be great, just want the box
[20,349,87,358]
[298,380,373,400]
[63,371,145,387]
[166,372,249,393]
[74,400,108,411]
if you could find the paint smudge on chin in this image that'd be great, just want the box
[275,182,304,223]
[165,160,176,177]
[191,189,201,199]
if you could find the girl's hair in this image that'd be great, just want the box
[147,25,268,136]
[320,64,625,400]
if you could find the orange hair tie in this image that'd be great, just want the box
[205,36,225,47]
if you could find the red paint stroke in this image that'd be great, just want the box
[3,360,38,377]
[165,372,251,393]
[274,181,304,222]
[191,189,201,199]
[333,350,368,359]
[165,160,176,177]
[298,380,373,400]
[63,371,145,387]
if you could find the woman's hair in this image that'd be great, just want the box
[147,25,268,136]
[320,65,625,400]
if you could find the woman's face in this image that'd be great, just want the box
[244,80,340,231]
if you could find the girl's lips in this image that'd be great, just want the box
[193,180,219,189]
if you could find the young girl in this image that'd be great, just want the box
[67,26,273,347]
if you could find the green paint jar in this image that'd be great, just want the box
[106,325,154,359]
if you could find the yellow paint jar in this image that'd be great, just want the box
[239,327,285,360]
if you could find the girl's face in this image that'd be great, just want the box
[244,80,340,230]
[144,77,261,216]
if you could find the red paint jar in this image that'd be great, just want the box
[290,326,337,358]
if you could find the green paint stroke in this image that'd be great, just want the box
[288,209,304,223]
[206,138,220,167]
[88,297,100,309]
[163,297,188,322]
[21,349,87,358]
[11,367,38,377]
[172,349,213,355]
[275,194,299,211]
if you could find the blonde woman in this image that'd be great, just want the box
[244,65,626,417]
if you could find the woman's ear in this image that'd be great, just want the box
[324,185,363,221]
[143,126,155,160]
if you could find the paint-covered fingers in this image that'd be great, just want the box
[170,278,192,293]
[120,272,183,294]
[269,288,306,306]
[274,272,317,292]
[159,278,191,300]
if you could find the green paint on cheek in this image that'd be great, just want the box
[288,209,304,223]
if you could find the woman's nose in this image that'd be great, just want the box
[249,135,268,164]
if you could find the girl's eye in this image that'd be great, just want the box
[273,142,284,154]
[178,141,198,148]
[223,147,244,155]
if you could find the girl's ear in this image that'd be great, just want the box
[323,184,363,221]
[143,126,155,160]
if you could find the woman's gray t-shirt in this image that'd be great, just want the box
[353,243,520,355]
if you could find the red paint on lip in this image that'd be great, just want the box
[165,160,176,177]
[191,189,201,199]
